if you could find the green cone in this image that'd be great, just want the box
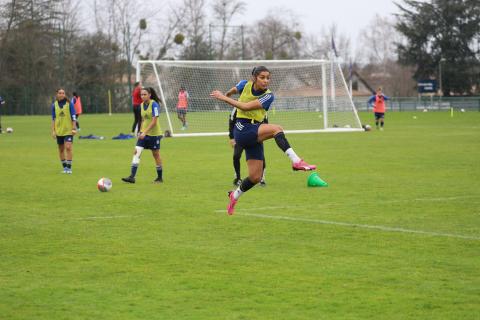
[307,172,328,187]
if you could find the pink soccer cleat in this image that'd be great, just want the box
[292,159,317,171]
[227,191,238,215]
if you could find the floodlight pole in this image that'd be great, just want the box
[438,57,446,97]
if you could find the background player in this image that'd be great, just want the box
[51,88,77,174]
[368,87,390,130]
[176,87,189,130]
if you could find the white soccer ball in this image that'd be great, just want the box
[344,124,351,128]
[423,108,428,112]
[97,177,112,192]
[413,116,417,119]
[6,127,13,133]
[460,108,465,113]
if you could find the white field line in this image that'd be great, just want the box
[72,215,144,220]
[214,195,480,213]
[234,212,480,241]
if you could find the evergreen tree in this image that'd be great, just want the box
[395,0,480,95]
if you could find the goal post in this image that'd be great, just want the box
[136,60,363,137]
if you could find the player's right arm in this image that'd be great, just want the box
[51,103,56,138]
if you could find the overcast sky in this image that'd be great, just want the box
[234,0,400,37]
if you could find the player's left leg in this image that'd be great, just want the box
[152,149,163,183]
[65,139,73,174]
[257,123,316,171]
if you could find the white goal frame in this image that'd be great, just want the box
[137,60,363,137]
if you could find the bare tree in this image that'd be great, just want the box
[211,0,245,60]
[248,9,302,60]
[181,0,210,59]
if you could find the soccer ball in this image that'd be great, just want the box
[413,116,417,119]
[460,108,465,113]
[6,127,13,133]
[363,124,372,131]
[423,108,428,112]
[97,177,112,192]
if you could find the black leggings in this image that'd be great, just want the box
[132,105,141,132]
[233,143,266,178]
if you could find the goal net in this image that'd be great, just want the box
[136,60,362,137]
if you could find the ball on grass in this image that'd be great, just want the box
[6,127,13,133]
[97,177,112,192]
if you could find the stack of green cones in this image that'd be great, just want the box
[307,172,328,187]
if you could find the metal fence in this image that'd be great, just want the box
[353,96,480,112]
[1,90,480,115]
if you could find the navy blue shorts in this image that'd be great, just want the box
[136,135,162,150]
[375,112,385,120]
[57,135,73,145]
[233,120,264,161]
[177,108,187,116]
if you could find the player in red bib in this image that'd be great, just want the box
[368,87,390,131]
[176,87,189,130]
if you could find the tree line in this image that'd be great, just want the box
[0,0,478,115]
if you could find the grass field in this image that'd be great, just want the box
[0,111,479,319]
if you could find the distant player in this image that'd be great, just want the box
[131,82,142,134]
[0,95,5,134]
[176,87,189,130]
[226,80,267,187]
[210,66,319,215]
[51,88,77,174]
[71,92,83,131]
[368,87,390,130]
[122,87,164,184]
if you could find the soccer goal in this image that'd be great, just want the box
[136,60,363,137]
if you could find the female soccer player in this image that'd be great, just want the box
[51,88,77,174]
[176,87,189,130]
[368,87,390,130]
[210,66,319,215]
[122,87,164,184]
[227,93,267,187]
[71,92,83,130]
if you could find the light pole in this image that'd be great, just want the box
[438,57,446,96]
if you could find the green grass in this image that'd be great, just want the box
[0,111,479,319]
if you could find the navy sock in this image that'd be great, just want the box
[156,165,163,179]
[131,164,138,177]
[61,160,67,168]
[66,160,72,169]
[274,132,291,152]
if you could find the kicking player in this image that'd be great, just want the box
[51,88,77,174]
[368,87,390,130]
[122,87,164,184]
[227,94,267,187]
[210,66,319,215]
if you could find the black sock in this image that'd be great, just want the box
[381,122,384,127]
[156,165,163,179]
[376,121,379,127]
[66,160,72,169]
[274,132,291,152]
[240,177,256,193]
[233,144,242,179]
[61,160,67,168]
